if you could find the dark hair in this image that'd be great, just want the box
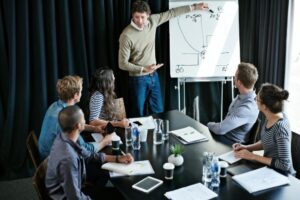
[258,83,289,113]
[58,105,83,133]
[132,0,151,15]
[236,63,258,89]
[88,67,116,120]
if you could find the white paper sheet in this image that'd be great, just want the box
[165,183,218,200]
[91,133,122,145]
[218,151,241,164]
[102,160,155,177]
[129,116,155,130]
[232,167,290,193]
[171,126,208,144]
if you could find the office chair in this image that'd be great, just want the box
[292,131,300,179]
[247,119,261,144]
[26,131,41,169]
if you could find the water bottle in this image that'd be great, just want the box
[202,152,213,184]
[132,125,141,150]
[210,157,220,188]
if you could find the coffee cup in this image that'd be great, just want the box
[112,134,120,150]
[163,163,175,180]
[219,161,229,177]
[139,128,148,142]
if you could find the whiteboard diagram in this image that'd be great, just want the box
[169,0,240,78]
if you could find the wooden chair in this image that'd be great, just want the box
[291,131,300,179]
[32,158,50,200]
[114,98,127,120]
[26,131,41,169]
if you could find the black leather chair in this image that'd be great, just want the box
[246,118,261,144]
[291,131,300,179]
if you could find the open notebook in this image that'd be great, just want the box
[232,167,290,193]
[171,126,208,144]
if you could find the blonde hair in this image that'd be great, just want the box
[56,75,82,102]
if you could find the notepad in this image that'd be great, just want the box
[91,133,123,145]
[171,126,208,144]
[218,151,241,164]
[129,116,155,130]
[102,160,155,177]
[232,167,290,193]
[165,183,217,200]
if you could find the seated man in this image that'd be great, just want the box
[38,75,112,160]
[207,63,259,143]
[46,105,133,199]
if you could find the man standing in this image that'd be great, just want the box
[119,0,208,117]
[207,63,259,144]
[46,106,133,199]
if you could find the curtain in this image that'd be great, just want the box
[239,0,289,88]
[0,0,290,179]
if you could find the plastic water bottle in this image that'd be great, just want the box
[210,157,220,188]
[202,152,213,184]
[132,126,140,150]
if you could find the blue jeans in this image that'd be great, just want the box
[129,72,163,117]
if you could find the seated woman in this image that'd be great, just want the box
[233,83,296,175]
[89,67,129,128]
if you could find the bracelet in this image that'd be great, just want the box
[116,155,119,163]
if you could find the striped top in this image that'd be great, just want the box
[261,115,296,175]
[89,91,107,122]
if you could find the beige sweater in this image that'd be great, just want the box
[118,5,191,76]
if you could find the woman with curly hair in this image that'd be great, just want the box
[89,67,129,128]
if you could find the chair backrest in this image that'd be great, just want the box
[291,131,300,179]
[33,158,49,200]
[246,118,261,144]
[26,131,41,169]
[114,98,127,120]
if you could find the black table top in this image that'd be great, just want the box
[105,110,300,200]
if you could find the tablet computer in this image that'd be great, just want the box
[132,176,163,193]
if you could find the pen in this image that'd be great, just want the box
[121,150,126,156]
[209,9,214,13]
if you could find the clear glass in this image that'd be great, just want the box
[153,119,163,145]
[125,126,132,147]
[162,120,170,141]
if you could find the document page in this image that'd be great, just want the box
[171,126,208,144]
[218,151,241,164]
[129,116,155,130]
[232,167,290,193]
[165,183,217,200]
[91,133,122,145]
[102,160,154,177]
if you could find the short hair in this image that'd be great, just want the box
[132,0,151,15]
[236,63,258,89]
[58,105,84,133]
[56,75,82,102]
[258,83,289,113]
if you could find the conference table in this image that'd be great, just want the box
[105,110,300,200]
